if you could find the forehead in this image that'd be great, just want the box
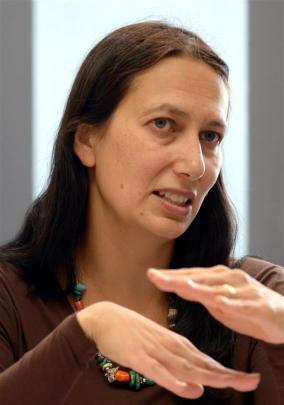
[118,56,229,122]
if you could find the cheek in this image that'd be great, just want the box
[94,138,155,203]
[199,156,222,197]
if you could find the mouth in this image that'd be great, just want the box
[152,190,194,208]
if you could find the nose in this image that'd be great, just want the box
[172,135,205,181]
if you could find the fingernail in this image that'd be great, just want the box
[148,268,159,273]
[239,372,260,380]
[249,381,260,391]
[174,380,187,387]
[148,268,169,279]
[248,373,261,380]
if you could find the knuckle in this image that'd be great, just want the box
[160,333,176,348]
[174,384,191,397]
[174,382,204,399]
[172,383,188,397]
[233,269,250,283]
[202,358,222,372]
[167,333,189,349]
[150,359,163,372]
[177,337,197,354]
[205,364,219,373]
[179,335,192,347]
[146,341,160,357]
[182,360,195,374]
[214,265,228,272]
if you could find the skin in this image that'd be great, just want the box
[73,56,227,313]
[148,266,284,344]
[74,56,261,398]
[85,56,226,241]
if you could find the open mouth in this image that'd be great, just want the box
[152,190,192,207]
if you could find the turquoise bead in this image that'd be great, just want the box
[134,372,140,390]
[99,358,110,367]
[128,371,136,388]
[96,354,105,364]
[74,282,87,293]
[144,378,155,386]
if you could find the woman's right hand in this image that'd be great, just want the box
[76,301,260,399]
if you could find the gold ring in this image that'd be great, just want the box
[223,284,237,296]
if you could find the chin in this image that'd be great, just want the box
[147,218,192,240]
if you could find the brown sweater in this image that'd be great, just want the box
[0,257,283,405]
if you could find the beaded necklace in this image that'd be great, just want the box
[73,281,178,390]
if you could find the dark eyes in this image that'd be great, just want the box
[151,117,223,145]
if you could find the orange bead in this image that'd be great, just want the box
[114,370,130,382]
[74,300,85,311]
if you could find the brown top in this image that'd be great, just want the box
[0,257,283,405]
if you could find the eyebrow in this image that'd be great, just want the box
[140,103,227,130]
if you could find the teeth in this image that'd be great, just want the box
[158,191,189,206]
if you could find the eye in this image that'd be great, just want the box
[151,118,174,131]
[200,131,222,145]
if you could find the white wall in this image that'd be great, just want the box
[32,0,248,256]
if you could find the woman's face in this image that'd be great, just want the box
[88,56,229,240]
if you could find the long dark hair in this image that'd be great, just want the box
[0,21,236,403]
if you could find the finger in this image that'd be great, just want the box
[175,344,261,391]
[148,268,231,291]
[215,296,261,313]
[154,345,260,391]
[187,353,261,392]
[148,266,228,277]
[182,365,260,392]
[149,272,231,304]
[153,332,261,392]
[134,357,204,399]
[148,267,245,288]
[148,269,204,292]
[184,282,261,301]
[147,267,228,288]
[148,275,218,307]
[148,268,257,291]
[180,268,254,287]
[151,273,260,305]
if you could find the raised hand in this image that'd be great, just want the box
[148,266,284,344]
[76,301,260,399]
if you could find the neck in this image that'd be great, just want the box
[73,217,174,318]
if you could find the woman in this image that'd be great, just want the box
[0,21,283,405]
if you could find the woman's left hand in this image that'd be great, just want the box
[147,266,284,344]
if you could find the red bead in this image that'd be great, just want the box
[74,300,85,310]
[115,370,131,382]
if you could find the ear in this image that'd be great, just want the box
[73,124,97,167]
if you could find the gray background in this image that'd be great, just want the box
[0,0,283,265]
[249,0,284,265]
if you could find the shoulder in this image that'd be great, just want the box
[0,261,30,325]
[0,262,25,360]
[0,262,73,356]
[0,261,29,297]
[0,261,40,323]
[235,256,284,294]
